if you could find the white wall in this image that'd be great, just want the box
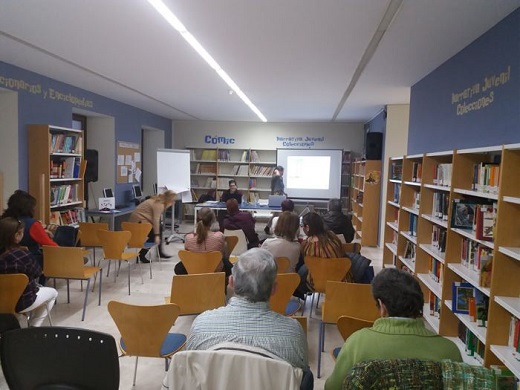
[380,104,409,246]
[0,90,18,207]
[142,127,165,196]
[173,121,365,152]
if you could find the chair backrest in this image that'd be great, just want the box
[0,326,120,390]
[178,250,222,274]
[169,273,226,315]
[224,235,239,256]
[121,221,152,249]
[167,343,303,390]
[336,315,374,340]
[53,225,79,247]
[223,229,248,256]
[108,301,181,358]
[322,281,380,324]
[269,273,300,315]
[78,222,109,246]
[0,274,29,314]
[97,230,132,259]
[275,257,290,273]
[342,242,361,254]
[304,256,352,293]
[42,246,88,278]
[292,316,308,335]
[336,233,347,244]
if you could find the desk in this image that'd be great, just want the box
[194,202,281,228]
[85,206,135,230]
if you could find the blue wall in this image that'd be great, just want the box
[0,61,172,201]
[408,8,520,154]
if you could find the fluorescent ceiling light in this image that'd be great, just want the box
[147,0,267,122]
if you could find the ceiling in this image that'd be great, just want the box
[1,0,519,123]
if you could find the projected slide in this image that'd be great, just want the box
[277,149,342,199]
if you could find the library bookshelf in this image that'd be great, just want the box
[28,125,86,226]
[382,144,520,378]
[351,159,381,246]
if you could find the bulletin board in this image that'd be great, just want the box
[117,141,142,184]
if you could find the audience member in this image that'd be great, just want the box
[0,217,58,327]
[174,207,228,275]
[325,268,462,390]
[322,198,354,243]
[264,199,297,236]
[129,190,176,263]
[261,212,301,273]
[271,165,286,195]
[220,179,242,204]
[222,199,259,249]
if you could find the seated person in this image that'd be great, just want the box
[174,207,227,275]
[220,179,242,204]
[261,211,301,273]
[0,217,58,327]
[264,199,298,236]
[322,198,354,243]
[222,199,259,249]
[324,268,462,390]
[186,248,308,371]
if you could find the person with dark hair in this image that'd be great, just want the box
[325,268,462,389]
[0,217,58,326]
[261,211,301,272]
[222,199,259,249]
[174,207,226,275]
[270,166,285,195]
[220,179,242,204]
[322,198,354,243]
[264,198,296,235]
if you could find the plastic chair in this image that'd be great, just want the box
[223,229,248,263]
[224,235,239,258]
[166,273,226,315]
[303,256,352,317]
[97,229,141,295]
[108,301,186,386]
[269,273,301,316]
[332,316,374,359]
[317,281,379,378]
[78,222,109,265]
[178,250,223,273]
[275,256,291,273]
[43,246,102,321]
[0,326,120,390]
[342,242,361,254]
[0,273,50,327]
[121,221,156,279]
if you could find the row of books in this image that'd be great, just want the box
[460,237,493,287]
[390,162,402,180]
[411,162,422,183]
[250,165,275,176]
[451,200,497,241]
[50,134,82,154]
[458,322,485,362]
[431,225,447,252]
[432,191,449,221]
[432,163,452,187]
[427,291,441,318]
[392,183,401,204]
[412,191,420,210]
[472,162,500,194]
[408,213,418,236]
[452,282,489,327]
[49,208,85,226]
[508,316,520,361]
[403,241,416,261]
[199,150,218,160]
[50,184,79,206]
[50,157,81,179]
[193,164,217,174]
[428,257,443,285]
[220,165,249,176]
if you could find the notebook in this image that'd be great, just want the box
[268,195,286,208]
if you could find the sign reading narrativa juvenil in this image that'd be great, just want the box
[276,136,325,148]
[451,65,511,116]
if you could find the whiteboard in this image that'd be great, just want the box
[157,149,191,196]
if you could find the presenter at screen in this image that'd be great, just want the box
[271,166,286,195]
[220,179,242,204]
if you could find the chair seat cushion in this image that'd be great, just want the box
[285,300,300,316]
[120,333,187,357]
[332,347,341,360]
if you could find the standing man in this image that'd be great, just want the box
[271,166,286,195]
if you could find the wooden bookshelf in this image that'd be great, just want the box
[28,125,85,226]
[383,144,520,379]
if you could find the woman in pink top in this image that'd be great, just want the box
[174,207,226,275]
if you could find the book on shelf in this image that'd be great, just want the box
[240,150,250,162]
[218,149,230,161]
[432,192,449,221]
[479,255,493,288]
[472,162,500,194]
[432,225,447,252]
[474,203,496,241]
[428,256,443,284]
[508,316,520,356]
[428,291,442,317]
[237,165,249,175]
[390,162,402,180]
[408,214,418,236]
[200,150,217,160]
[452,282,474,314]
[413,191,420,210]
[250,150,260,162]
[433,163,452,187]
[393,183,401,203]
[451,199,477,230]
[404,240,416,261]
[412,162,422,182]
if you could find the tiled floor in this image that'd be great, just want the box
[0,222,382,390]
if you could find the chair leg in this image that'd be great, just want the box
[66,279,71,303]
[128,261,131,295]
[82,279,91,321]
[107,261,112,278]
[46,302,53,326]
[135,260,144,284]
[318,321,325,378]
[98,271,103,305]
[310,293,315,318]
[133,356,139,386]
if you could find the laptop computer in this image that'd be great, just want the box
[268,194,286,208]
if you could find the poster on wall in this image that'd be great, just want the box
[117,141,141,184]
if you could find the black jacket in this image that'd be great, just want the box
[322,211,354,243]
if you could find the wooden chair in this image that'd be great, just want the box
[97,230,140,295]
[43,246,102,321]
[166,273,226,315]
[78,222,109,265]
[316,281,380,378]
[292,316,308,335]
[342,242,361,254]
[336,233,347,244]
[332,316,374,359]
[177,250,222,274]
[121,221,156,279]
[0,273,41,326]
[275,256,291,273]
[269,273,301,316]
[107,301,186,386]
[224,235,238,259]
[223,229,248,263]
[303,256,352,317]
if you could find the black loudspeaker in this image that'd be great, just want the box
[365,132,383,160]
[85,149,98,183]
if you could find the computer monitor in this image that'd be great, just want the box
[132,184,143,199]
[102,188,114,198]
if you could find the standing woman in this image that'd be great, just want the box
[0,218,58,327]
[129,189,176,263]
[270,165,286,195]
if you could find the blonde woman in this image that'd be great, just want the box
[129,190,176,263]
